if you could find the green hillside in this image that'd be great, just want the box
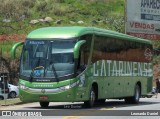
[0,0,124,34]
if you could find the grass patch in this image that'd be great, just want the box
[0,40,15,56]
[0,40,22,58]
[0,0,124,34]
[0,98,23,106]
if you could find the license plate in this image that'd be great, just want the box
[39,96,48,100]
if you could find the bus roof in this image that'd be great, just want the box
[27,26,152,44]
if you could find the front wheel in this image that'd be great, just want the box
[84,87,96,108]
[39,102,49,108]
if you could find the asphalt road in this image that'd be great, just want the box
[0,94,160,119]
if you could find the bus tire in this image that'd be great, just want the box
[125,84,140,104]
[131,84,141,104]
[84,87,96,108]
[39,102,49,108]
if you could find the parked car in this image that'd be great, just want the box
[145,87,156,98]
[8,84,19,98]
[0,93,8,100]
[0,87,9,100]
[152,87,156,94]
[0,84,19,100]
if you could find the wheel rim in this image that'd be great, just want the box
[90,90,95,105]
[10,92,16,98]
[135,86,140,101]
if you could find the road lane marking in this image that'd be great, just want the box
[62,107,113,119]
[62,116,80,119]
[99,108,114,110]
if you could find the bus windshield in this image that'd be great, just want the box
[20,39,76,81]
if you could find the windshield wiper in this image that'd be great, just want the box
[29,57,41,82]
[51,63,59,82]
[44,41,59,82]
[29,69,34,82]
[44,42,50,77]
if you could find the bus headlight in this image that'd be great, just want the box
[60,85,70,90]
[19,84,27,90]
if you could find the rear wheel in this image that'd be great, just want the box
[39,102,49,108]
[125,84,140,104]
[84,87,96,108]
[9,91,16,98]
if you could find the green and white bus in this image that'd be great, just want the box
[11,26,153,108]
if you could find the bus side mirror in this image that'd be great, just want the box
[11,42,24,59]
[73,40,86,59]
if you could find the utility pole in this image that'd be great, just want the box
[1,74,8,106]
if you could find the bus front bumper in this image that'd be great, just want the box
[19,86,77,102]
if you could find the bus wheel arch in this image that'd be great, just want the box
[84,82,98,108]
[92,82,98,101]
[136,81,141,96]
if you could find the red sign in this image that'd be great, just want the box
[127,32,160,40]
[126,0,160,40]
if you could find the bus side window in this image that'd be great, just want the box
[77,47,86,73]
[23,50,30,69]
[80,49,86,71]
[78,34,92,72]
